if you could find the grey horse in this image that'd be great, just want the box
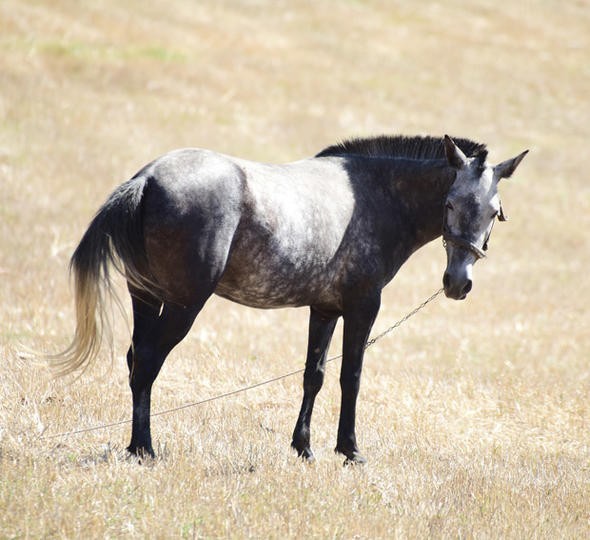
[55,134,527,463]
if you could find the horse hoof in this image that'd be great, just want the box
[336,448,367,466]
[343,453,367,466]
[294,446,316,463]
[304,452,316,464]
[334,446,367,466]
[127,445,155,462]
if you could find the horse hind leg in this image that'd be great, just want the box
[125,171,241,458]
[291,308,338,462]
[126,286,161,375]
[126,288,209,458]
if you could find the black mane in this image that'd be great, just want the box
[316,135,488,163]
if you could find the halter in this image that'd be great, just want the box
[442,228,487,260]
[442,202,507,260]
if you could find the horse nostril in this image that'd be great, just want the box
[461,279,473,296]
[443,272,451,288]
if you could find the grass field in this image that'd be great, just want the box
[1,0,589,537]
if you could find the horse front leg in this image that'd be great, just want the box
[291,308,338,462]
[336,294,381,464]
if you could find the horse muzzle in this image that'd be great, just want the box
[443,274,472,300]
[442,235,478,300]
[442,264,473,300]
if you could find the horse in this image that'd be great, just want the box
[55,134,527,464]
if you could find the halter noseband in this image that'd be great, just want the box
[442,202,506,261]
[442,227,488,260]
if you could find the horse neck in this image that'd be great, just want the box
[387,158,456,247]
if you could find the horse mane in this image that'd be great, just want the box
[316,135,488,163]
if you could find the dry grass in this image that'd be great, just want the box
[1,0,589,537]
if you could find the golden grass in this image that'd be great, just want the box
[1,0,589,537]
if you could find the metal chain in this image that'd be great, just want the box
[39,288,444,440]
[365,287,444,348]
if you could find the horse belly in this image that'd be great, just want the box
[215,226,344,309]
[215,266,335,309]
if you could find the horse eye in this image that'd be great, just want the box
[445,201,454,211]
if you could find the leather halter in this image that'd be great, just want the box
[442,228,487,260]
[442,202,506,260]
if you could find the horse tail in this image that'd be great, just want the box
[52,175,156,376]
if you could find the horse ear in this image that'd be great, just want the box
[494,150,529,180]
[444,135,468,169]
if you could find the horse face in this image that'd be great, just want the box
[442,136,528,300]
[442,161,499,300]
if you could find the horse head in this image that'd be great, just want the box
[442,135,528,300]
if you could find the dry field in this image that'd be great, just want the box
[1,0,589,537]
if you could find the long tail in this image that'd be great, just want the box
[52,175,157,376]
